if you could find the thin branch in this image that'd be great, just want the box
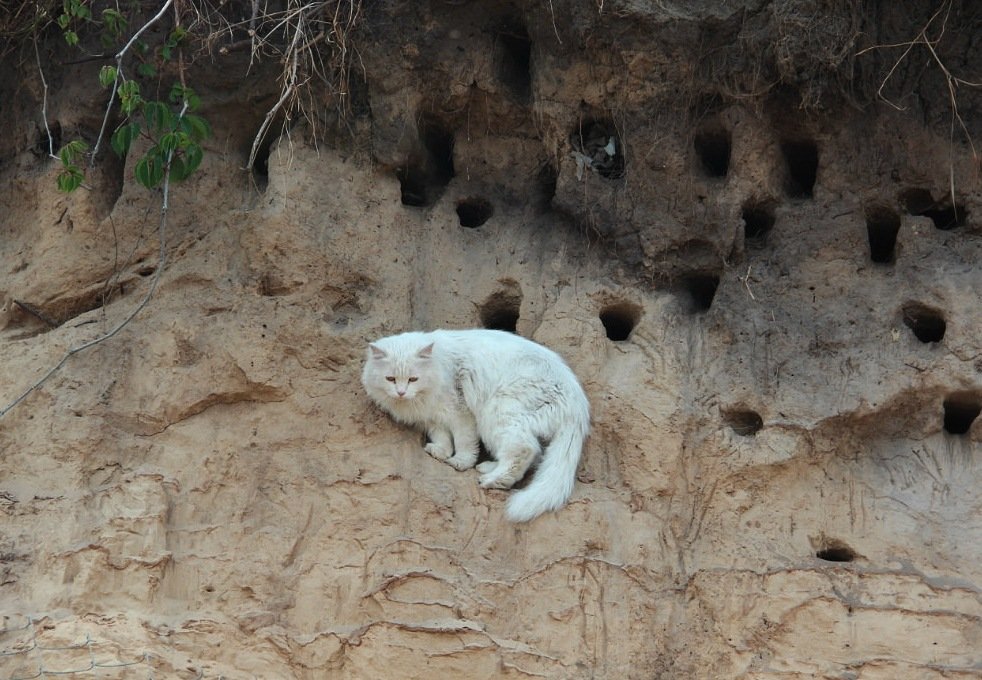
[92,0,176,162]
[0,101,188,421]
[33,36,56,160]
[0,214,167,419]
[13,300,59,327]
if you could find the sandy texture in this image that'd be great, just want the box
[1,1,980,677]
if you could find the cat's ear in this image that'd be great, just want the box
[369,344,387,360]
[417,342,435,359]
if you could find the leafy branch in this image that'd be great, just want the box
[1,2,210,419]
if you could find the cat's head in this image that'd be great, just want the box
[363,340,436,402]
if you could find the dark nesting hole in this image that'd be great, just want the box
[923,203,967,230]
[397,115,455,208]
[742,198,776,246]
[396,160,429,206]
[693,123,731,178]
[865,205,901,264]
[680,272,720,312]
[901,302,946,343]
[942,392,981,435]
[34,120,61,158]
[570,118,625,179]
[494,24,532,103]
[780,138,818,198]
[536,162,557,209]
[137,265,157,278]
[250,131,278,192]
[456,197,494,228]
[723,408,763,436]
[899,188,967,230]
[816,542,857,563]
[479,290,521,332]
[899,187,935,214]
[419,115,455,186]
[599,302,641,341]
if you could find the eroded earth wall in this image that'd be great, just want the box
[1,1,980,677]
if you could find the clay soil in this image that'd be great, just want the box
[1,1,980,678]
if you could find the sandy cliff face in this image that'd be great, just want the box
[1,1,980,678]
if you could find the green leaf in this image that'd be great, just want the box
[137,62,156,78]
[183,144,203,175]
[143,102,173,135]
[101,8,127,36]
[110,121,140,157]
[180,114,212,141]
[158,132,178,155]
[119,80,143,115]
[168,156,187,181]
[57,13,70,28]
[135,151,165,189]
[64,29,79,46]
[58,139,88,166]
[57,166,84,192]
[98,65,117,88]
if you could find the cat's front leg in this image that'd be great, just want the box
[423,428,455,464]
[446,416,480,471]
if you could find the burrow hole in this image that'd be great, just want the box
[396,114,455,207]
[457,197,494,228]
[780,137,818,198]
[816,540,857,563]
[865,204,901,264]
[679,272,720,313]
[34,120,61,158]
[942,392,981,435]
[900,187,967,230]
[494,23,532,103]
[536,162,557,209]
[599,301,642,341]
[479,289,522,332]
[901,302,946,343]
[923,203,967,231]
[694,122,731,178]
[395,161,428,207]
[742,198,776,247]
[723,408,763,436]
[249,122,283,192]
[570,118,625,180]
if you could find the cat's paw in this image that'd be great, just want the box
[479,471,512,489]
[424,443,453,462]
[447,456,475,471]
[475,461,497,474]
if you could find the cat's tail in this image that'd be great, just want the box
[505,418,589,523]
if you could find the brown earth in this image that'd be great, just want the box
[1,1,980,678]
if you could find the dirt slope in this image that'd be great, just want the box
[1,1,980,677]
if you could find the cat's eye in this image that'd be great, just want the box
[408,377,418,382]
[386,376,396,383]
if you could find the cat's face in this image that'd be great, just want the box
[365,342,435,402]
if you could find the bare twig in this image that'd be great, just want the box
[33,36,56,160]
[857,0,981,198]
[0,102,189,421]
[13,300,59,327]
[739,266,757,301]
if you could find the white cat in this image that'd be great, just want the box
[361,329,590,522]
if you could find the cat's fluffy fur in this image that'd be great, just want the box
[361,329,590,522]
